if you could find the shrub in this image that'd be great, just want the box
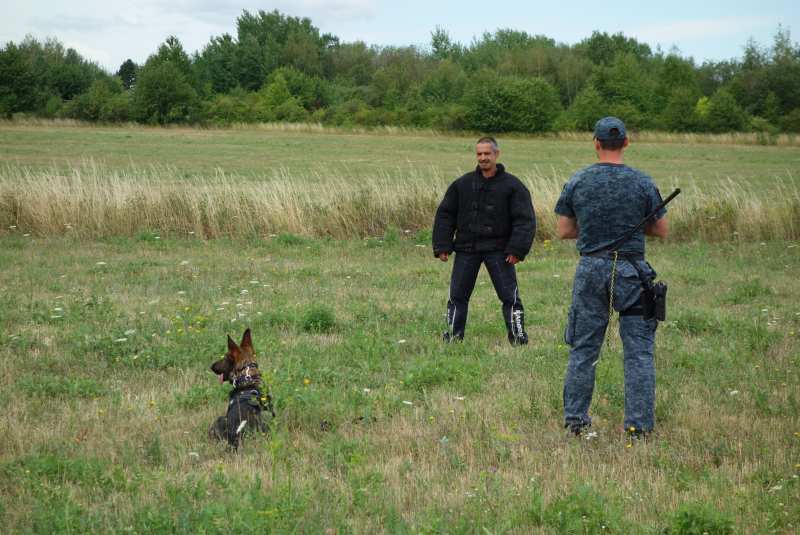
[704,88,747,133]
[670,503,734,535]
[302,303,336,333]
[780,108,800,133]
[275,232,306,245]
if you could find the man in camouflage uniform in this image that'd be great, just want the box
[554,117,668,436]
[433,136,537,345]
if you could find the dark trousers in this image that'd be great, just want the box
[445,250,525,339]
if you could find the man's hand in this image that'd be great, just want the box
[506,254,520,265]
[438,253,450,262]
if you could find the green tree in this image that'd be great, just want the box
[116,59,137,91]
[236,34,272,91]
[430,26,455,61]
[196,35,238,94]
[463,72,515,131]
[134,60,198,124]
[577,31,652,66]
[420,59,467,104]
[266,66,326,109]
[282,29,321,76]
[654,55,698,112]
[88,79,113,120]
[779,108,800,133]
[323,41,374,85]
[564,86,609,131]
[553,46,593,107]
[46,50,90,100]
[259,74,292,107]
[507,77,561,133]
[704,87,746,132]
[763,91,781,124]
[765,25,800,114]
[695,59,738,98]
[593,52,654,114]
[0,42,38,118]
[658,86,699,132]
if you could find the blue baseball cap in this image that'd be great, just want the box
[594,117,627,141]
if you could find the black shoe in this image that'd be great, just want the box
[627,428,652,442]
[508,333,529,346]
[443,331,463,343]
[566,424,589,437]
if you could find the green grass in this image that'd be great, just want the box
[1,123,799,188]
[1,235,798,533]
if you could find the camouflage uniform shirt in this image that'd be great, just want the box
[554,163,665,253]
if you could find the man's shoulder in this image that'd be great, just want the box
[497,169,528,190]
[570,164,652,182]
[453,169,479,184]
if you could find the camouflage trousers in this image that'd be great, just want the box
[563,256,659,432]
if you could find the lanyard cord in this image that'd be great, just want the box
[606,251,618,347]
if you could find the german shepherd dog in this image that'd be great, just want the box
[207,329,274,449]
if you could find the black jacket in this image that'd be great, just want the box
[432,164,536,260]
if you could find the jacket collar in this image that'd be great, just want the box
[475,163,505,179]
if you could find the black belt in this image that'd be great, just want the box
[580,251,644,261]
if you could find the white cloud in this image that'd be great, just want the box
[627,15,775,43]
[160,0,382,25]
[65,42,113,66]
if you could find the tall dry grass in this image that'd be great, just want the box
[4,118,799,146]
[545,130,800,147]
[0,161,798,241]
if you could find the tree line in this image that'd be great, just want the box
[1,9,799,134]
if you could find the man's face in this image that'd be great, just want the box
[476,143,498,172]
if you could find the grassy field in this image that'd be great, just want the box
[0,234,798,533]
[1,122,799,187]
[0,124,799,533]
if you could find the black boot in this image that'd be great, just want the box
[443,331,463,343]
[508,310,528,345]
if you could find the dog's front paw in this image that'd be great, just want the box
[207,416,228,441]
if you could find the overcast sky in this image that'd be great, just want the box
[2,0,798,72]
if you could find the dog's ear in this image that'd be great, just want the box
[227,334,242,360]
[240,329,253,352]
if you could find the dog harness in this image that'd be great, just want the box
[228,385,273,414]
[231,362,261,388]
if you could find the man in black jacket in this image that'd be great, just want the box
[432,137,537,344]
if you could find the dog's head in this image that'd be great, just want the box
[211,329,255,385]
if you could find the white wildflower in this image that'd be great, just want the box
[124,329,136,335]
[402,401,413,405]
[116,338,127,342]
[180,261,189,265]
[398,339,407,343]
[730,390,739,395]
[96,262,106,265]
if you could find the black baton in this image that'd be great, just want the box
[610,188,681,252]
